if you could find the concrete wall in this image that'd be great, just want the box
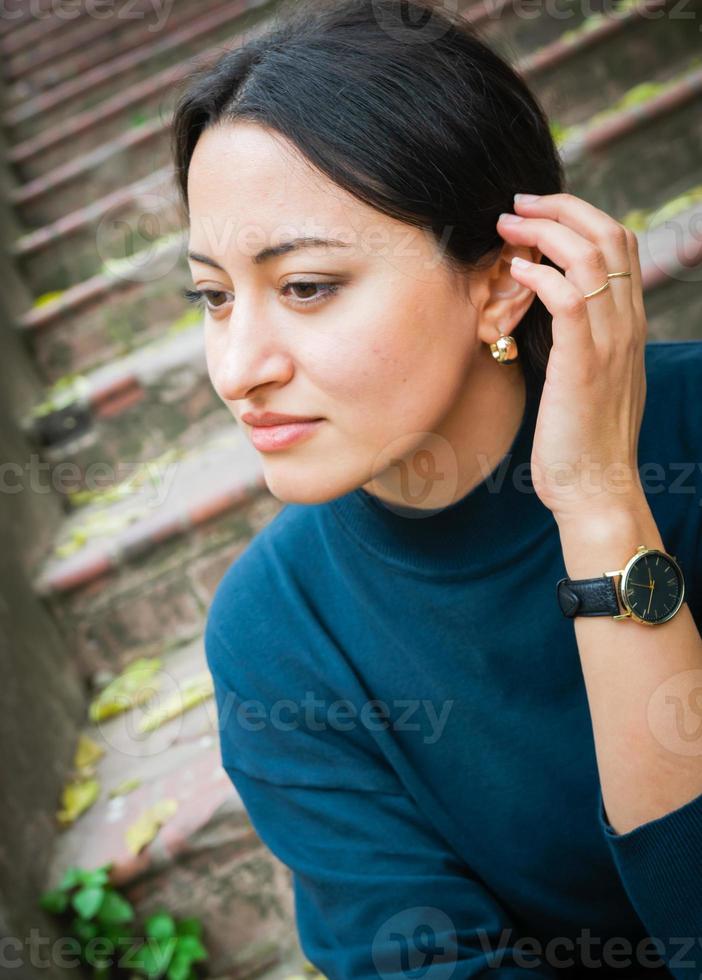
[0,80,87,980]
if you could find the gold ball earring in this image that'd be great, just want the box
[489,327,519,365]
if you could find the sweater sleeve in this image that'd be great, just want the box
[595,342,702,978]
[223,762,561,980]
[597,787,702,978]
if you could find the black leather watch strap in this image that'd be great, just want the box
[556,574,621,618]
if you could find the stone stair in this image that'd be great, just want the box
[3,0,702,977]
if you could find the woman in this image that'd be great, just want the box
[171,1,702,976]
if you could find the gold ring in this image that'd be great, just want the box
[583,279,610,300]
[583,270,632,299]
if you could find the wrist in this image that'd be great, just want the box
[554,493,653,537]
[556,498,664,580]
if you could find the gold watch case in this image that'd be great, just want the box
[603,545,685,625]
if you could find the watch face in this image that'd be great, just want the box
[621,550,685,624]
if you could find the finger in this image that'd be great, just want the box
[512,192,634,313]
[509,256,596,366]
[497,213,617,344]
[623,225,647,331]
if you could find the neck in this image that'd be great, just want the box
[361,346,528,513]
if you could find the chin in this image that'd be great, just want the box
[259,461,361,506]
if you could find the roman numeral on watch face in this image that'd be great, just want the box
[624,552,684,624]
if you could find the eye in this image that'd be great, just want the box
[182,288,232,312]
[281,281,341,307]
[181,280,342,316]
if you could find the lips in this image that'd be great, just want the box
[248,418,324,452]
[241,411,323,427]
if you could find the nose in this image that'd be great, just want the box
[208,299,294,404]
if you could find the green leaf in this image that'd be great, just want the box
[166,951,192,980]
[97,889,134,925]
[145,913,176,941]
[100,922,131,947]
[57,866,83,891]
[174,919,201,939]
[91,959,112,980]
[70,916,99,943]
[40,889,69,914]
[174,936,207,962]
[80,866,111,889]
[72,886,105,920]
[131,938,176,979]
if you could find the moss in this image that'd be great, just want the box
[622,182,702,232]
[553,53,702,147]
[167,306,203,336]
[33,290,64,309]
[32,374,90,419]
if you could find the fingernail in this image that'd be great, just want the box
[514,193,540,203]
[511,256,531,268]
[499,212,524,224]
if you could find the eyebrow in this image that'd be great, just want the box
[187,236,353,270]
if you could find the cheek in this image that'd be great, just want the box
[304,333,409,411]
[203,324,231,395]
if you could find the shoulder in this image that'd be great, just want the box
[202,496,403,792]
[641,339,702,460]
[643,338,702,415]
[639,339,702,629]
[205,498,322,652]
[643,337,702,388]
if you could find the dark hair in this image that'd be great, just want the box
[171,0,565,386]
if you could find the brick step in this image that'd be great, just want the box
[6,9,268,182]
[19,233,190,383]
[4,0,233,90]
[562,58,702,219]
[30,419,280,672]
[11,3,700,291]
[0,7,40,39]
[5,0,271,152]
[466,0,622,58]
[10,115,181,230]
[521,0,702,127]
[11,0,698,230]
[21,316,228,491]
[18,191,702,498]
[0,0,93,49]
[45,634,301,978]
[633,198,702,342]
[12,164,181,297]
[6,0,600,176]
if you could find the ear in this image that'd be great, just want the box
[477,242,543,348]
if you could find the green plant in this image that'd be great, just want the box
[40,863,208,980]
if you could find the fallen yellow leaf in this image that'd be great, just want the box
[89,657,163,722]
[74,733,105,772]
[56,779,100,826]
[125,799,178,855]
[136,672,214,733]
[108,777,142,799]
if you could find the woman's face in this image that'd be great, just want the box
[187,120,532,507]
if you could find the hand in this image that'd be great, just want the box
[496,192,649,527]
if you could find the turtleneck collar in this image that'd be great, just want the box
[328,364,557,578]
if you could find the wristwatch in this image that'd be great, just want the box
[557,545,685,625]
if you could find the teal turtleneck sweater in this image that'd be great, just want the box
[205,339,702,979]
